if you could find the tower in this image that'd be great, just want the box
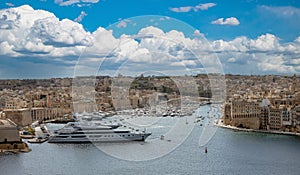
[292,74,298,92]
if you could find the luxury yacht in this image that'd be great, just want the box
[48,122,151,143]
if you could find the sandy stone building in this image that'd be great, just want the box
[3,109,32,126]
[224,99,260,129]
[0,119,20,143]
[268,108,283,130]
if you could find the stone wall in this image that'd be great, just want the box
[4,109,32,126]
[0,127,20,142]
[229,117,260,130]
[0,142,29,150]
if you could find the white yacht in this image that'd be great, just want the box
[48,122,151,143]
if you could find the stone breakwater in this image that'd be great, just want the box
[0,142,31,154]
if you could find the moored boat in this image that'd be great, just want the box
[48,122,151,143]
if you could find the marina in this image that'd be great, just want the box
[0,0,299,174]
[0,105,299,174]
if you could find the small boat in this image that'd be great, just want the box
[28,137,48,144]
[196,115,202,119]
[162,113,168,117]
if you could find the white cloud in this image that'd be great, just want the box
[0,5,91,58]
[1,5,300,76]
[170,6,193,13]
[86,27,119,56]
[116,19,131,28]
[31,17,92,46]
[82,0,99,3]
[207,32,300,74]
[5,2,14,7]
[260,5,300,17]
[289,58,300,65]
[159,17,170,21]
[257,54,295,73]
[227,57,236,63]
[194,3,216,11]
[116,21,127,28]
[55,0,79,6]
[74,11,87,22]
[212,17,240,26]
[55,0,99,6]
[193,30,203,37]
[170,60,197,67]
[249,33,282,52]
[211,33,298,54]
[0,41,15,55]
[170,3,216,13]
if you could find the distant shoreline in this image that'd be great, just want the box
[214,119,300,137]
[0,73,296,81]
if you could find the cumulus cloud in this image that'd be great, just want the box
[257,54,295,73]
[31,17,92,47]
[136,26,197,61]
[1,5,300,77]
[74,11,87,22]
[170,3,216,13]
[211,17,240,26]
[193,30,204,37]
[0,5,91,58]
[87,27,119,56]
[210,33,292,54]
[213,33,300,74]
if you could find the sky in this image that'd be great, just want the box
[0,0,300,78]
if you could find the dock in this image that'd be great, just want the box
[26,123,50,144]
[43,118,75,124]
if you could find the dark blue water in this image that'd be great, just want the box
[1,107,300,175]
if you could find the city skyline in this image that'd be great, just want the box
[0,1,300,78]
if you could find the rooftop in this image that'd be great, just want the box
[0,119,17,127]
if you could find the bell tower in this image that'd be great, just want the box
[292,74,298,92]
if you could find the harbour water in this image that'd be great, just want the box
[1,105,300,175]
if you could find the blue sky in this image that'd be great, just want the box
[2,0,300,41]
[0,0,300,78]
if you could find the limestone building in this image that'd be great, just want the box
[268,108,282,130]
[0,119,20,143]
[224,99,260,129]
[3,109,32,126]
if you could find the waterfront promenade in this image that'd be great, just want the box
[215,119,300,137]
